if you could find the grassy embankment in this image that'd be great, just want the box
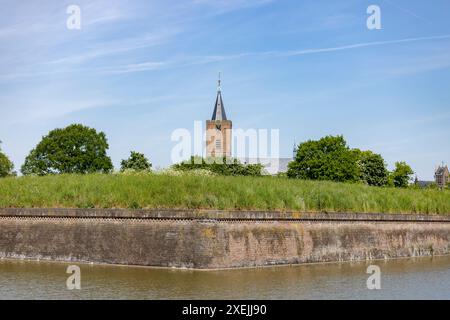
[0,174,449,214]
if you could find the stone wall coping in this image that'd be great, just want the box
[0,208,449,222]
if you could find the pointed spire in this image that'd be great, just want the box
[293,138,297,159]
[211,72,227,121]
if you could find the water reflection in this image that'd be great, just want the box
[0,256,449,299]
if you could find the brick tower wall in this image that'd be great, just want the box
[206,120,232,157]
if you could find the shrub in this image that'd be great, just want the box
[173,156,263,176]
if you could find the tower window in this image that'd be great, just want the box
[215,139,221,150]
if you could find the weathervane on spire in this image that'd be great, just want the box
[218,72,221,92]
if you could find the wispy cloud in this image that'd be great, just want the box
[93,34,450,75]
[98,61,169,74]
[382,54,450,76]
[81,1,133,26]
[382,0,432,24]
[192,0,274,12]
[3,33,450,80]
[1,96,118,124]
[281,34,450,57]
[46,30,179,66]
[0,0,135,40]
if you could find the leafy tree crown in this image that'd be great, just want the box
[120,151,152,172]
[0,140,15,178]
[287,135,359,182]
[21,124,113,175]
[389,161,414,188]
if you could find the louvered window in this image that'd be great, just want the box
[215,139,221,150]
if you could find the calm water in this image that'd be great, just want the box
[0,256,450,300]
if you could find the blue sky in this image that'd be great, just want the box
[1,0,449,179]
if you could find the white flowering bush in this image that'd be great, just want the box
[154,168,216,177]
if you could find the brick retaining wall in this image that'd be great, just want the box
[0,209,449,269]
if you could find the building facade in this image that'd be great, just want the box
[435,165,449,188]
[206,76,232,158]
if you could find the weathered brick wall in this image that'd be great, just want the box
[0,209,449,269]
[0,217,210,268]
[204,221,450,268]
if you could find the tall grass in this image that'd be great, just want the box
[0,173,449,214]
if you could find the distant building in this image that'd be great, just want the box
[206,74,232,158]
[205,75,293,175]
[415,180,434,189]
[435,165,449,188]
[240,158,293,175]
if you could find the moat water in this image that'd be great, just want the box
[0,256,449,299]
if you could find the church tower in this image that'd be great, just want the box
[206,74,232,158]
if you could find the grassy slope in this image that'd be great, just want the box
[0,174,449,214]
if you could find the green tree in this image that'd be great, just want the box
[0,141,15,177]
[354,149,388,186]
[21,124,113,175]
[389,161,414,188]
[120,151,152,172]
[287,135,359,182]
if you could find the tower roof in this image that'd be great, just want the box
[211,73,227,121]
[435,165,449,175]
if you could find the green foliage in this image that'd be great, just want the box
[288,135,413,189]
[389,161,414,188]
[354,149,388,186]
[426,183,439,190]
[0,174,449,214]
[120,151,152,172]
[0,141,15,178]
[173,156,263,176]
[21,124,113,175]
[276,171,288,178]
[287,135,359,182]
